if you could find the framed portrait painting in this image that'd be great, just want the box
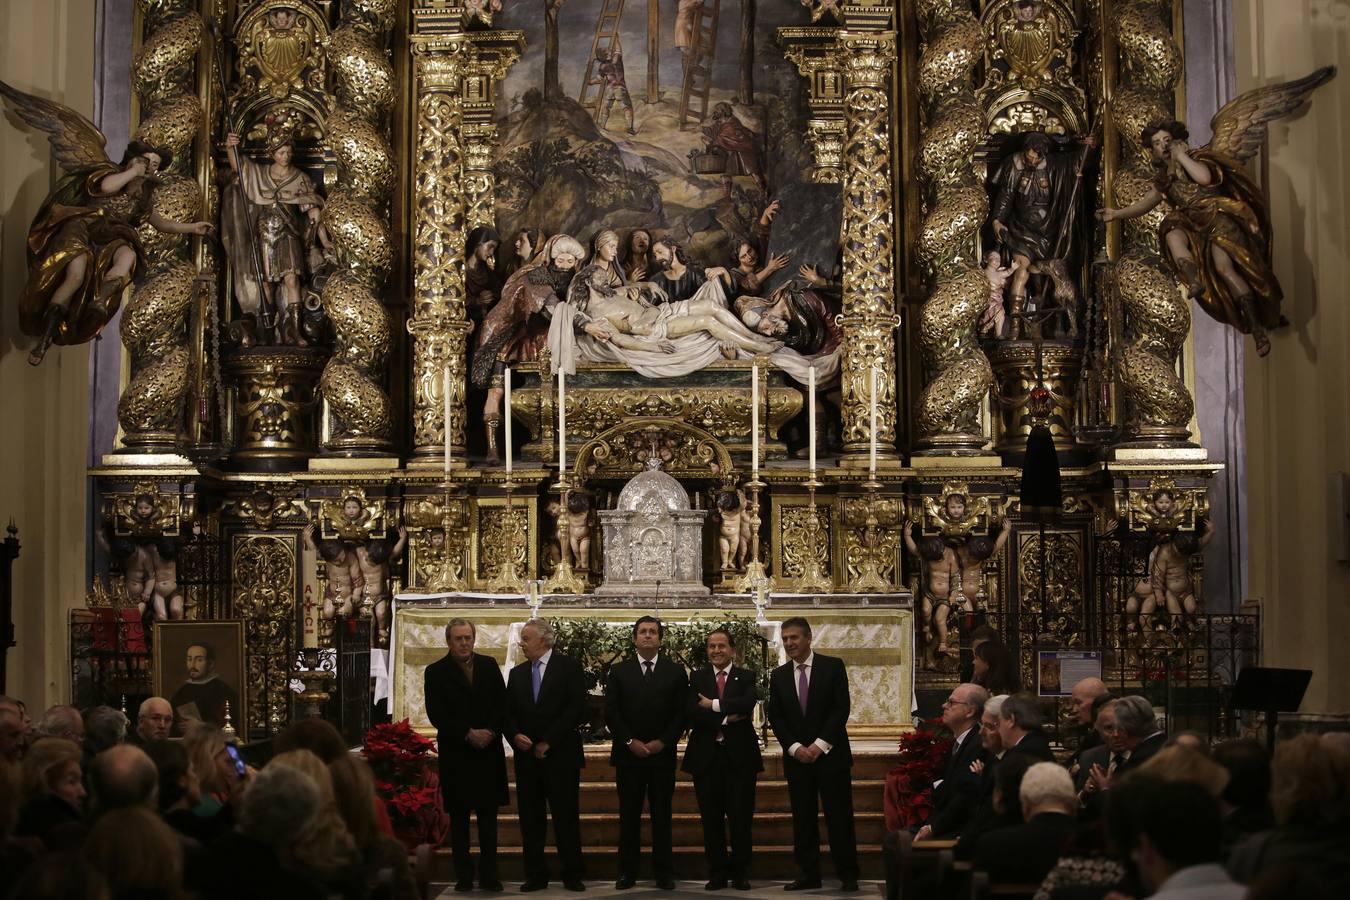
[153,621,246,739]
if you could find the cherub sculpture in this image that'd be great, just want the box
[561,493,593,573]
[980,251,1023,338]
[902,520,958,663]
[102,492,185,621]
[357,527,408,646]
[0,81,214,366]
[1124,486,1215,631]
[1098,68,1335,357]
[303,523,362,620]
[716,489,748,572]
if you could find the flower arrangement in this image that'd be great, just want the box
[362,719,449,850]
[883,722,954,832]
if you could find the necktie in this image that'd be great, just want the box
[797,664,809,714]
[716,669,727,699]
[531,660,543,701]
[1108,753,1122,776]
[643,660,654,678]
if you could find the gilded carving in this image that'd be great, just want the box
[222,487,307,530]
[233,1,327,101]
[780,503,832,592]
[232,533,297,737]
[1017,530,1086,663]
[841,493,901,592]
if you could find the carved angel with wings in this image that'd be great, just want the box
[1097,67,1335,357]
[0,81,213,366]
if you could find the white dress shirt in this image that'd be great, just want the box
[786,653,833,758]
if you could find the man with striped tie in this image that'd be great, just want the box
[768,617,860,892]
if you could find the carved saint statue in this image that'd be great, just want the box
[0,81,214,366]
[1098,67,1335,356]
[988,131,1095,338]
[221,127,330,346]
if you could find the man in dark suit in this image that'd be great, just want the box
[767,616,860,893]
[1109,695,1165,777]
[682,627,764,891]
[996,693,1055,762]
[914,683,989,841]
[973,761,1078,885]
[425,618,509,892]
[605,616,688,891]
[503,618,587,892]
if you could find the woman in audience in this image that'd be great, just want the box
[1136,745,1229,797]
[182,723,245,827]
[270,749,365,898]
[142,739,221,844]
[83,806,186,900]
[1228,733,1350,896]
[972,640,1021,695]
[274,718,349,764]
[1211,737,1274,852]
[329,753,418,899]
[16,737,86,849]
[0,758,38,897]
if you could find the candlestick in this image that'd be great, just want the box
[808,365,817,476]
[557,369,566,477]
[751,364,759,480]
[443,367,452,474]
[504,367,514,476]
[868,365,878,477]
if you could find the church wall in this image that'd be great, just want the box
[0,0,96,707]
[1235,0,1350,718]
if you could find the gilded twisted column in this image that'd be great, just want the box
[318,0,397,456]
[911,1,994,455]
[837,33,901,466]
[1107,0,1193,447]
[117,2,204,452]
[408,35,468,464]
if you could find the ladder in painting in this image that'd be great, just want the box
[678,0,721,126]
[578,0,627,122]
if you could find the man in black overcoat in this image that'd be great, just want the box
[682,627,764,890]
[767,616,860,893]
[503,618,588,892]
[424,618,509,892]
[604,616,688,890]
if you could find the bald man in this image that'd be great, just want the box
[1069,678,1110,760]
[132,697,174,746]
[90,744,159,811]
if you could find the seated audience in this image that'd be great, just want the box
[973,640,1021,695]
[1108,696,1165,776]
[0,699,27,763]
[143,739,220,844]
[997,693,1054,762]
[1211,737,1274,851]
[961,625,1001,683]
[269,749,365,899]
[1114,777,1245,899]
[273,718,350,764]
[34,705,84,744]
[16,738,86,849]
[89,744,159,813]
[0,757,38,897]
[7,850,112,900]
[1229,733,1350,898]
[183,723,245,826]
[974,762,1078,886]
[1068,678,1110,759]
[1072,695,1115,794]
[1164,731,1209,753]
[914,683,989,841]
[83,707,127,758]
[955,751,1034,860]
[1137,745,1230,798]
[329,753,418,900]
[190,763,328,900]
[83,806,187,900]
[131,698,173,746]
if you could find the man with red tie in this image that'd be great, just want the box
[768,616,861,892]
[683,628,764,890]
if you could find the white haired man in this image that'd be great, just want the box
[973,761,1078,885]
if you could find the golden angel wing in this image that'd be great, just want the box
[1207,66,1336,162]
[0,78,111,172]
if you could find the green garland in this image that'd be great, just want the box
[549,615,772,700]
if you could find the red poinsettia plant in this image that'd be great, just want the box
[362,719,449,850]
[883,720,954,832]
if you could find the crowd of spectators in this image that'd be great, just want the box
[0,693,418,900]
[884,667,1350,900]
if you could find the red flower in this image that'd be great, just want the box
[362,720,448,849]
[883,724,954,831]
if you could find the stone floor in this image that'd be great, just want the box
[434,882,883,899]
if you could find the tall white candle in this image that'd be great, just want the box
[443,367,452,474]
[504,367,514,476]
[869,365,878,477]
[808,365,817,477]
[751,364,760,480]
[557,369,566,476]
